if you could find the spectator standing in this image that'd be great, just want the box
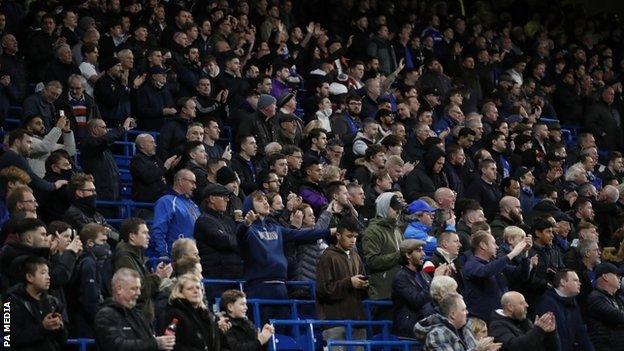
[534,270,594,351]
[465,159,502,221]
[94,268,176,350]
[194,183,242,279]
[8,256,68,351]
[114,218,173,323]
[489,291,559,350]
[316,217,368,345]
[93,57,132,127]
[363,192,405,304]
[230,134,259,195]
[22,81,63,132]
[80,117,133,201]
[463,231,531,321]
[149,169,201,259]
[44,44,80,90]
[586,262,624,350]
[63,173,116,234]
[157,97,197,160]
[0,129,66,193]
[220,289,275,351]
[130,133,178,204]
[236,94,277,157]
[59,74,101,142]
[135,65,176,131]
[23,114,76,178]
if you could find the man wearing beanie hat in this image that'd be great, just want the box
[194,181,242,282]
[585,262,624,350]
[392,239,449,337]
[93,56,132,126]
[362,192,405,308]
[236,93,277,156]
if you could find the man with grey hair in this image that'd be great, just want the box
[23,80,63,132]
[414,292,500,350]
[595,184,621,247]
[130,133,179,203]
[489,291,559,350]
[95,268,176,350]
[57,74,101,141]
[44,43,80,90]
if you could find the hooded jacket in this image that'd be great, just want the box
[362,213,403,300]
[413,313,478,351]
[237,195,331,283]
[403,221,437,256]
[403,147,449,203]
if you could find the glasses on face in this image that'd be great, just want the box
[182,178,197,185]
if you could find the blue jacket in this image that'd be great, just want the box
[148,191,201,259]
[404,221,437,257]
[462,254,531,321]
[534,288,594,351]
[236,217,330,284]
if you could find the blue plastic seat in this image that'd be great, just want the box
[273,334,303,351]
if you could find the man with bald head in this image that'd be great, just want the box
[595,184,622,246]
[490,196,524,244]
[129,133,179,203]
[490,291,560,350]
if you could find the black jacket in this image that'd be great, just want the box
[488,310,560,351]
[236,111,276,157]
[586,288,624,351]
[8,285,68,351]
[464,177,502,221]
[184,161,209,205]
[230,155,258,195]
[63,203,111,232]
[80,126,126,200]
[403,164,448,203]
[94,299,159,351]
[129,151,168,202]
[391,266,432,337]
[157,117,191,160]
[194,208,242,279]
[158,298,223,351]
[39,170,72,223]
[135,82,176,131]
[93,73,131,125]
[223,316,264,351]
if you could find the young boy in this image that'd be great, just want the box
[67,223,109,337]
[315,217,368,346]
[9,255,68,350]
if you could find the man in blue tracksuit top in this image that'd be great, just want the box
[237,190,335,322]
[148,169,200,260]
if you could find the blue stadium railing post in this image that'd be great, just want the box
[252,300,262,327]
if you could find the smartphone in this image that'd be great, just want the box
[360,275,369,281]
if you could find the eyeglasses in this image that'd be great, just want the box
[182,178,197,185]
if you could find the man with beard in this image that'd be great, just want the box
[175,46,202,97]
[490,196,524,244]
[489,291,559,350]
[194,78,228,124]
[93,57,132,127]
[298,157,328,215]
[332,94,363,145]
[392,239,450,337]
[24,115,76,178]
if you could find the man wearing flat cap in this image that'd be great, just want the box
[586,262,624,350]
[194,183,243,286]
[392,239,450,337]
[135,65,176,131]
[236,93,277,157]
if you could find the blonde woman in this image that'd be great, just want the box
[159,274,226,350]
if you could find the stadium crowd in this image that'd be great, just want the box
[2,0,624,350]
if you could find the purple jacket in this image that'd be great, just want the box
[298,181,328,214]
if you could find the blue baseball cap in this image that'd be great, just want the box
[407,200,436,215]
